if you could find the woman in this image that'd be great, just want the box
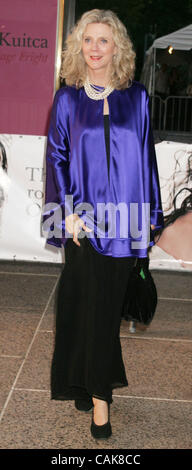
[43,9,163,439]
[155,188,192,269]
[153,148,192,269]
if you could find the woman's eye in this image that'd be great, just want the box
[84,38,107,43]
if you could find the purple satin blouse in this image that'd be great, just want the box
[43,81,164,257]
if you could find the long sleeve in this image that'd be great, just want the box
[42,82,164,257]
[43,88,72,247]
[142,89,164,231]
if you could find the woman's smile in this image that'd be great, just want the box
[90,56,102,60]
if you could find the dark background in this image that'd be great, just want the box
[75,0,192,80]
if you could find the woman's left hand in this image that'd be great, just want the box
[65,213,92,247]
[151,224,155,230]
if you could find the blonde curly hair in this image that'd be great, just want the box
[60,9,136,90]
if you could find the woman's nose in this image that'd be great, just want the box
[91,41,99,50]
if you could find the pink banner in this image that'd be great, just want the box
[0,0,59,136]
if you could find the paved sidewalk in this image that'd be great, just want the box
[0,260,191,449]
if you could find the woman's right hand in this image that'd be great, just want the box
[65,213,92,247]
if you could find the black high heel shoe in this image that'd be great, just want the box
[75,397,93,412]
[90,404,112,439]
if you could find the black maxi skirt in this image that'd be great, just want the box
[51,236,136,405]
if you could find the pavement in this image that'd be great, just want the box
[0,260,191,450]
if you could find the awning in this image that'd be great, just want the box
[148,24,192,52]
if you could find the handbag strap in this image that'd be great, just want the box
[135,257,149,278]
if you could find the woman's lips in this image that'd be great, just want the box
[90,56,102,60]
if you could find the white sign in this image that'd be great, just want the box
[0,134,62,262]
[150,141,192,271]
[0,135,191,269]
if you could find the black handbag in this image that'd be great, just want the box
[122,257,157,325]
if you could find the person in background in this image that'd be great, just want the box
[169,67,180,96]
[155,63,169,100]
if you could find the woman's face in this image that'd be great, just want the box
[156,212,192,269]
[81,22,117,79]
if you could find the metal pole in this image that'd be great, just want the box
[152,47,156,96]
[55,0,76,91]
[55,0,65,91]
[63,0,76,46]
[151,47,156,125]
